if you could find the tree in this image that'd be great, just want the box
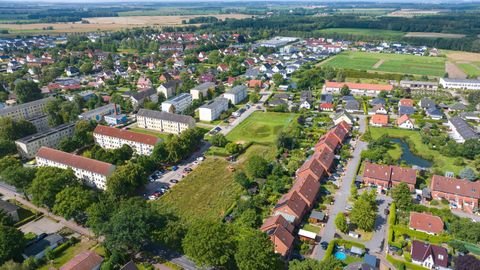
[53,186,95,221]
[276,132,295,150]
[0,225,25,264]
[245,155,270,178]
[234,171,251,189]
[391,183,412,210]
[335,212,348,233]
[211,134,228,147]
[454,255,480,270]
[28,167,76,209]
[459,167,477,181]
[0,140,16,159]
[225,142,243,155]
[249,92,260,103]
[289,257,343,270]
[340,85,350,96]
[106,162,146,198]
[350,190,377,231]
[0,118,36,141]
[79,62,93,75]
[272,73,284,86]
[14,80,42,103]
[235,230,278,270]
[182,220,234,268]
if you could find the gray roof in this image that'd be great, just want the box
[164,93,191,104]
[192,82,215,91]
[442,78,480,84]
[449,102,467,111]
[226,85,247,95]
[399,106,415,115]
[200,97,229,110]
[300,91,312,102]
[16,123,75,144]
[345,100,360,110]
[23,234,64,257]
[80,104,119,119]
[309,210,325,220]
[333,111,354,121]
[161,79,182,90]
[450,116,479,141]
[426,107,443,117]
[0,200,19,213]
[320,94,333,103]
[401,80,438,86]
[420,98,435,109]
[136,109,195,125]
[131,88,156,101]
[0,97,53,117]
[350,246,364,255]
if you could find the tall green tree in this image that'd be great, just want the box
[391,183,412,210]
[28,167,76,209]
[245,155,270,178]
[235,230,278,270]
[182,220,234,268]
[106,162,146,198]
[335,212,349,233]
[14,80,42,103]
[350,190,377,232]
[0,225,25,264]
[53,186,95,221]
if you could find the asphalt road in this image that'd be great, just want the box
[365,194,392,253]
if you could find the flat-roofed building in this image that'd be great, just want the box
[198,97,229,122]
[400,80,438,90]
[15,123,75,159]
[0,97,53,122]
[36,147,116,190]
[136,109,195,134]
[93,125,161,156]
[223,85,247,105]
[161,93,192,114]
[79,104,121,122]
[190,82,215,100]
[440,78,480,90]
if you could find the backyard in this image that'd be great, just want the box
[39,239,98,270]
[321,51,446,77]
[226,111,297,144]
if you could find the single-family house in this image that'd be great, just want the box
[23,234,65,259]
[409,212,444,235]
[419,98,435,110]
[370,114,389,127]
[60,251,104,270]
[397,114,415,129]
[332,111,354,125]
[398,106,415,116]
[260,215,295,257]
[411,240,448,269]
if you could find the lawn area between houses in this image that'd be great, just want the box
[226,111,297,144]
[128,126,172,141]
[39,239,98,270]
[369,127,470,174]
[320,51,446,77]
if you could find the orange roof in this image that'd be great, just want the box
[275,191,307,219]
[399,98,414,107]
[397,114,412,125]
[94,125,160,146]
[325,81,393,91]
[268,224,294,256]
[370,114,389,125]
[248,80,262,88]
[36,147,115,176]
[409,212,444,234]
[60,251,103,270]
[292,175,321,207]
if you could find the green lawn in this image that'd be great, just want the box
[321,51,446,77]
[316,28,404,39]
[128,127,172,141]
[154,157,242,223]
[369,127,470,174]
[39,240,97,270]
[226,112,297,144]
[302,223,321,234]
[457,62,480,77]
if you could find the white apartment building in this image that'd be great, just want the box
[199,97,229,122]
[15,123,75,159]
[439,78,480,90]
[190,82,215,100]
[93,125,160,156]
[223,85,247,105]
[136,109,195,134]
[79,104,121,122]
[0,97,53,121]
[36,147,116,190]
[161,93,192,114]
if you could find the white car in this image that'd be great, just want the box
[196,156,205,161]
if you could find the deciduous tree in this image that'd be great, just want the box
[391,183,412,210]
[28,167,76,209]
[235,230,278,270]
[53,186,95,221]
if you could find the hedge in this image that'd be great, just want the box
[387,203,397,246]
[386,255,429,270]
[323,239,366,261]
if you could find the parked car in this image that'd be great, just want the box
[171,166,178,171]
[197,156,205,161]
[348,231,360,238]
[384,209,390,215]
[345,205,353,211]
[170,179,179,184]
[320,241,329,250]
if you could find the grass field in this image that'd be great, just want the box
[321,51,446,77]
[316,28,404,39]
[404,32,465,38]
[226,112,297,144]
[457,63,480,77]
[369,127,471,174]
[333,9,395,15]
[128,127,171,141]
[39,239,97,270]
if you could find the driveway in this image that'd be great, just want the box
[365,194,392,253]
[311,116,367,260]
[20,216,64,235]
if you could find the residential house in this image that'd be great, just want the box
[217,63,229,73]
[36,147,116,190]
[400,80,438,90]
[321,94,334,104]
[65,66,79,77]
[161,93,192,114]
[23,234,64,259]
[411,240,448,269]
[319,103,334,111]
[248,79,263,89]
[370,97,386,106]
[439,78,480,90]
[399,98,414,107]
[190,82,215,100]
[136,109,195,134]
[136,76,152,89]
[431,175,480,214]
[369,104,388,115]
[419,98,436,110]
[409,212,444,235]
[260,215,295,257]
[447,116,479,143]
[332,111,354,125]
[426,107,443,120]
[129,88,158,110]
[198,97,229,121]
[223,85,247,105]
[0,97,53,122]
[397,114,415,129]
[159,72,174,82]
[291,174,321,208]
[398,106,415,116]
[60,251,104,270]
[363,162,417,191]
[273,191,307,225]
[93,125,161,156]
[157,79,183,99]
[345,100,361,113]
[370,114,389,127]
[299,91,313,110]
[449,102,467,112]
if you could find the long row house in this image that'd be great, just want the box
[260,121,351,257]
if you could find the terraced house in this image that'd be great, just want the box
[362,162,417,191]
[430,175,480,214]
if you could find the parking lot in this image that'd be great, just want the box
[20,216,63,235]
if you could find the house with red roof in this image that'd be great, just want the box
[397,114,415,129]
[291,175,321,208]
[260,215,295,257]
[319,103,334,111]
[217,63,230,73]
[60,251,103,270]
[411,240,448,269]
[370,114,389,127]
[273,191,307,225]
[296,157,325,182]
[431,175,480,214]
[409,212,444,235]
[363,162,417,191]
[399,98,414,107]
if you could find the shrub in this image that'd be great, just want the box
[404,252,412,262]
[430,200,439,206]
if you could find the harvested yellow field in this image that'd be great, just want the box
[405,32,465,39]
[0,14,250,35]
[446,51,480,62]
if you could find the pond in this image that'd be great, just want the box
[390,138,432,168]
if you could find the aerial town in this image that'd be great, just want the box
[1,1,480,270]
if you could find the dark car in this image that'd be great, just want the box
[320,241,329,250]
[384,208,390,215]
[170,179,179,183]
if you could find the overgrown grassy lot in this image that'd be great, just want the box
[321,51,446,77]
[226,111,297,144]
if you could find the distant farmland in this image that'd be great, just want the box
[320,51,446,77]
[0,14,250,35]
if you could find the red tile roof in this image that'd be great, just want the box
[363,162,417,185]
[315,132,339,152]
[94,125,160,146]
[297,157,325,181]
[397,114,413,125]
[36,147,115,176]
[370,114,389,125]
[319,103,334,109]
[260,215,294,233]
[431,175,480,199]
[292,175,321,206]
[363,162,392,182]
[331,125,348,143]
[399,98,414,107]
[337,121,352,133]
[411,240,448,268]
[60,251,103,270]
[391,166,417,185]
[267,224,294,257]
[314,148,335,172]
[325,81,393,91]
[409,212,444,234]
[275,191,307,219]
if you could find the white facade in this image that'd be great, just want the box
[161,93,192,114]
[15,123,75,159]
[94,130,158,156]
[0,97,53,121]
[190,82,215,100]
[440,78,480,90]
[398,119,414,129]
[79,104,120,122]
[223,85,247,105]
[199,97,229,122]
[136,109,195,134]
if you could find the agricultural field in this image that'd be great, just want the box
[321,51,446,77]
[0,14,250,35]
[226,111,297,144]
[333,8,395,16]
[445,51,480,78]
[404,32,465,38]
[315,28,404,39]
[387,9,445,17]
